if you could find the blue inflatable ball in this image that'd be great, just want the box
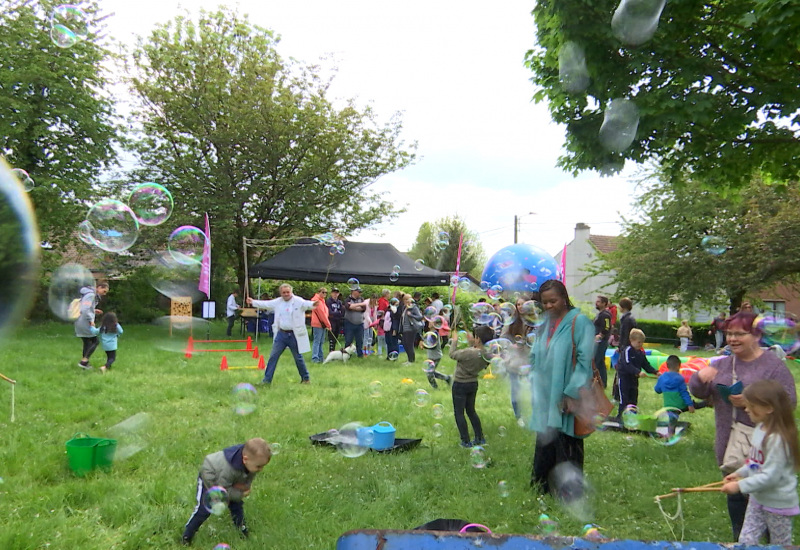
[481,244,559,294]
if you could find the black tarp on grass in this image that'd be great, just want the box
[249,239,450,286]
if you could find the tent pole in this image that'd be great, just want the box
[243,237,250,300]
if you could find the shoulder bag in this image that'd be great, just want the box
[568,317,614,436]
[720,357,754,474]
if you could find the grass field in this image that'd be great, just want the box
[2,322,800,549]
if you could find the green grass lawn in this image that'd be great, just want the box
[1,323,799,549]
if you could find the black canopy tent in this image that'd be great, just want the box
[247,239,449,286]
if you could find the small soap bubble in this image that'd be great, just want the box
[498,425,507,437]
[622,404,639,429]
[432,423,443,437]
[599,98,639,152]
[335,422,371,458]
[369,380,383,397]
[538,513,559,535]
[701,235,727,255]
[213,545,232,550]
[10,168,34,192]
[392,264,401,272]
[650,407,683,446]
[415,389,430,407]
[458,277,472,291]
[470,446,488,469]
[232,383,257,415]
[414,259,425,271]
[269,442,282,455]
[457,330,470,348]
[525,333,536,347]
[347,277,360,290]
[479,281,491,292]
[498,480,509,498]
[422,331,440,349]
[147,250,206,303]
[518,364,532,376]
[611,0,667,46]
[423,306,437,322]
[432,403,444,419]
[389,270,399,282]
[449,274,459,287]
[107,412,151,460]
[50,5,89,49]
[77,220,97,246]
[422,360,436,374]
[487,284,503,300]
[593,413,610,431]
[48,263,95,321]
[431,315,446,330]
[388,351,399,361]
[435,231,450,250]
[168,225,207,265]
[128,182,173,226]
[498,302,517,326]
[440,305,452,318]
[85,199,140,253]
[204,486,229,515]
[558,41,590,93]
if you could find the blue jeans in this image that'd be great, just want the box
[509,372,521,419]
[264,330,310,383]
[343,320,363,358]
[385,332,399,357]
[312,327,326,362]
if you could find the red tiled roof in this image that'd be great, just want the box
[589,235,619,254]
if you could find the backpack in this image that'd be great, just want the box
[68,298,81,320]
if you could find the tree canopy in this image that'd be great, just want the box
[408,216,485,276]
[525,0,800,189]
[592,174,800,313]
[126,8,415,289]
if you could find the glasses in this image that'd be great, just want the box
[725,331,750,338]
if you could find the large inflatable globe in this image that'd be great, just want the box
[481,243,559,294]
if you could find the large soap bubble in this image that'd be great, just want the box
[50,4,90,49]
[481,243,558,294]
[0,159,40,343]
[332,422,372,458]
[599,98,639,152]
[611,0,667,46]
[147,250,206,303]
[48,263,95,321]
[167,226,207,265]
[128,182,173,226]
[84,199,140,253]
[558,41,590,93]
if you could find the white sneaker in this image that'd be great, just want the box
[100,366,107,374]
[78,362,91,370]
[517,418,526,428]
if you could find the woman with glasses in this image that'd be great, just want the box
[689,311,797,541]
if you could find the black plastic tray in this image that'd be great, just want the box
[309,432,422,453]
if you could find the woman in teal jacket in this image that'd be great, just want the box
[529,279,594,501]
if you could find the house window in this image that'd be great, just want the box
[762,301,786,317]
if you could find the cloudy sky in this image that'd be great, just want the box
[102,0,640,259]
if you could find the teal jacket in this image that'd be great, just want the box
[529,308,594,438]
[89,324,123,351]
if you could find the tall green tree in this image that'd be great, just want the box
[592,175,800,312]
[0,0,118,248]
[525,1,800,190]
[408,216,484,275]
[126,8,415,290]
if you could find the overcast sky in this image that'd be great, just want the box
[101,0,640,260]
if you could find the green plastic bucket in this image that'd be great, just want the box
[65,433,117,476]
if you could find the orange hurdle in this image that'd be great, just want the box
[220,355,266,371]
[185,336,256,358]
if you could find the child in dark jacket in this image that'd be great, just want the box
[615,329,658,418]
[654,355,706,414]
[449,325,494,447]
[182,438,271,545]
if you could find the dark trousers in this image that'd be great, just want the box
[81,337,98,361]
[617,373,639,416]
[728,491,749,542]
[328,319,343,351]
[401,330,417,362]
[104,350,116,369]
[594,340,608,387]
[343,320,364,358]
[226,315,236,336]
[531,428,584,500]
[426,358,450,388]
[183,476,245,541]
[452,381,482,444]
[385,332,400,357]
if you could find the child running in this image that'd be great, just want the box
[449,325,493,448]
[722,379,800,545]
[90,312,123,374]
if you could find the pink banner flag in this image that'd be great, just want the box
[199,213,211,299]
[559,243,567,283]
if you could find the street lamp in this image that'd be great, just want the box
[514,212,536,244]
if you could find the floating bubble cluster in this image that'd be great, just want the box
[599,98,639,152]
[611,0,667,46]
[558,41,590,93]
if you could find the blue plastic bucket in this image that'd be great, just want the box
[370,421,396,450]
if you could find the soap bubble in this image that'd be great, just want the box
[498,302,517,325]
[50,5,89,49]
[487,284,503,300]
[10,168,34,192]
[498,425,507,437]
[611,0,667,46]
[650,407,683,446]
[470,446,488,468]
[525,333,536,347]
[204,486,229,515]
[414,259,425,271]
[470,302,494,325]
[479,281,491,292]
[85,199,140,253]
[392,264,401,272]
[622,404,639,429]
[147,250,205,302]
[369,380,383,397]
[107,412,151,461]
[423,306,437,322]
[213,545,232,550]
[551,462,592,519]
[458,277,472,291]
[415,389,430,407]
[347,277,360,290]
[422,359,436,374]
[389,271,399,282]
[440,305,452,318]
[759,315,800,351]
[77,220,97,246]
[388,351,399,361]
[450,274,459,287]
[432,423,443,437]
[482,338,512,361]
[593,413,610,431]
[334,422,371,458]
[518,364,532,376]
[456,331,470,348]
[232,383,257,415]
[128,182,173,226]
[0,160,40,343]
[48,263,95,321]
[599,98,639,152]
[701,235,727,255]
[558,41,590,93]
[435,231,450,250]
[498,480,510,498]
[489,356,506,376]
[432,403,444,419]
[422,331,440,349]
[167,225,207,265]
[152,316,212,353]
[269,443,282,455]
[519,301,543,327]
[538,513,559,535]
[431,315,446,330]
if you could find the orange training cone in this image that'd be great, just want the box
[220,356,228,371]
[185,336,194,359]
[252,346,259,358]
[246,336,252,350]
[257,355,265,370]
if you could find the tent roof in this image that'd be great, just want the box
[248,239,450,286]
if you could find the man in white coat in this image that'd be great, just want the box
[248,283,318,385]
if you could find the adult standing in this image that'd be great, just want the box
[248,284,317,385]
[689,311,797,541]
[501,297,534,426]
[75,281,109,369]
[677,320,692,352]
[378,289,390,315]
[709,312,727,350]
[529,279,594,501]
[430,292,444,314]
[326,288,344,352]
[401,294,423,364]
[225,289,240,337]
[343,287,367,358]
[385,296,402,359]
[613,297,637,401]
[593,295,612,388]
[310,287,331,363]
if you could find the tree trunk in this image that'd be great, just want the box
[729,290,745,315]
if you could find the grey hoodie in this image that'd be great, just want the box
[74,286,98,337]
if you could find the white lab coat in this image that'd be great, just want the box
[250,296,314,353]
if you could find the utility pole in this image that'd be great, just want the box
[513,215,518,244]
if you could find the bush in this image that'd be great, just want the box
[636,319,714,347]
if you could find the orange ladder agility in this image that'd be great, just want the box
[220,355,266,371]
[185,336,254,358]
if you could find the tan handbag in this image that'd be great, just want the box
[568,317,614,437]
[720,357,754,474]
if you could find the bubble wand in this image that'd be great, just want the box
[0,372,16,423]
